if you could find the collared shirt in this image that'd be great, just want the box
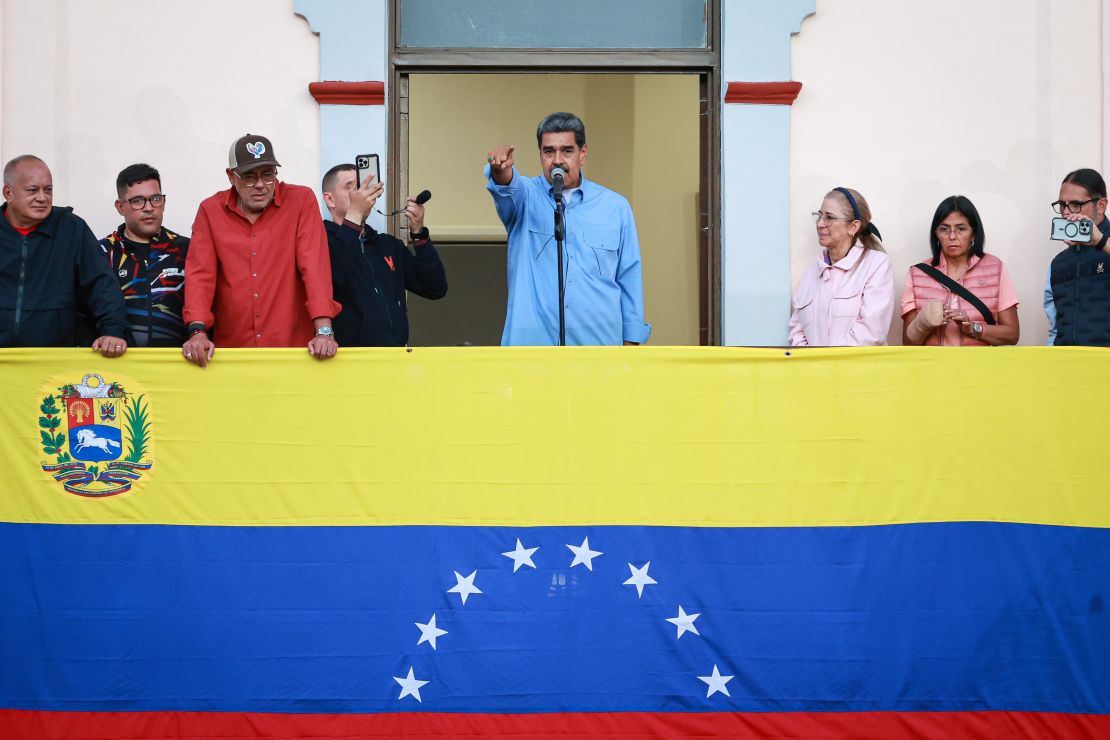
[788,243,894,347]
[183,182,339,347]
[485,166,651,346]
[1044,269,1057,346]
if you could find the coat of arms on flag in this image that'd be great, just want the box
[38,372,153,497]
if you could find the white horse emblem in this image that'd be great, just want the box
[73,428,121,455]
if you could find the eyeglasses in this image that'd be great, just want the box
[811,211,855,224]
[1051,198,1099,214]
[235,169,278,187]
[936,224,971,237]
[122,194,166,210]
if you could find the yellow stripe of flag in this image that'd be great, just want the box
[1,347,1106,528]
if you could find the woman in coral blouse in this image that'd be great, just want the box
[901,196,1019,346]
[789,187,894,346]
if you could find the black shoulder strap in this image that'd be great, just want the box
[913,263,996,325]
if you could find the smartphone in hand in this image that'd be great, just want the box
[355,154,380,188]
[1051,217,1093,242]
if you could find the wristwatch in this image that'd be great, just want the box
[971,321,984,339]
[187,322,207,337]
[411,227,430,242]
[315,326,335,338]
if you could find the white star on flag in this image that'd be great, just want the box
[447,570,482,605]
[415,613,448,650]
[501,538,539,572]
[623,561,658,598]
[698,664,734,698]
[666,605,701,638]
[393,666,429,702]
[567,537,603,571]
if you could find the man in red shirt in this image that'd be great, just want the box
[182,134,340,367]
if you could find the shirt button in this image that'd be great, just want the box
[251,251,256,256]
[253,293,259,299]
[256,333,262,338]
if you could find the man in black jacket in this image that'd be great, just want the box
[321,164,446,346]
[1047,168,1110,346]
[1,155,127,354]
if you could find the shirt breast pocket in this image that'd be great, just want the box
[831,289,863,318]
[527,218,554,260]
[583,227,620,279]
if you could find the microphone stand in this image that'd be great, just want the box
[553,187,566,346]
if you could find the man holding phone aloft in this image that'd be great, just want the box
[320,164,446,346]
[1044,168,1110,346]
[486,111,651,346]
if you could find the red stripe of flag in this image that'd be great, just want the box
[2,709,1108,739]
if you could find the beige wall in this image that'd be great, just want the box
[632,75,700,346]
[1,0,320,239]
[409,74,700,345]
[790,0,1104,345]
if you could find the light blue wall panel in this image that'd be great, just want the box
[295,0,388,223]
[720,0,814,346]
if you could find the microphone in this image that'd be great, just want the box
[551,166,566,199]
[379,190,432,217]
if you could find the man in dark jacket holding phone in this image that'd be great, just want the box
[320,163,446,346]
[0,155,128,354]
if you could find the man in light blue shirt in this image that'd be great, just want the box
[485,112,651,346]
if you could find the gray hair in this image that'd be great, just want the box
[536,112,586,149]
[3,154,47,185]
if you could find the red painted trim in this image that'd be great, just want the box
[308,81,385,105]
[3,709,1109,739]
[725,81,803,105]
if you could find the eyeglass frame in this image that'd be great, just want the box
[811,211,857,224]
[1051,198,1101,215]
[935,224,972,237]
[233,168,279,187]
[120,194,167,210]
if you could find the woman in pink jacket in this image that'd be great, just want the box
[901,196,1020,346]
[789,187,894,346]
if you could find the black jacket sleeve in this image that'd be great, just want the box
[326,221,364,291]
[401,234,448,300]
[74,217,127,339]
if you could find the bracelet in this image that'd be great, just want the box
[187,322,206,337]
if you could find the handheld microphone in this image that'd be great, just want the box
[551,166,566,199]
[379,190,432,217]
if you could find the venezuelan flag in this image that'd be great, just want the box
[1,347,1108,739]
